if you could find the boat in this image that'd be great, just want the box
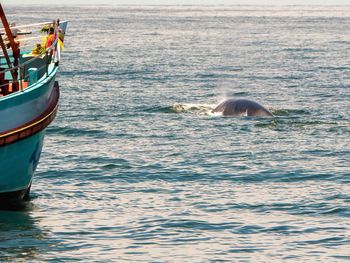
[0,4,67,207]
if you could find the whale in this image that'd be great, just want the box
[212,99,273,117]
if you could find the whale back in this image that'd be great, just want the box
[213,99,273,117]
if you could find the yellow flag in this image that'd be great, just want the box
[58,39,64,50]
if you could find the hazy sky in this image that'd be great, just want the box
[2,0,350,5]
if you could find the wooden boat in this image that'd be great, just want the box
[0,4,67,207]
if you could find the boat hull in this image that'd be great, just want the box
[0,188,29,203]
[0,65,58,133]
[0,135,45,208]
[0,16,67,209]
[0,76,59,207]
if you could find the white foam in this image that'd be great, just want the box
[171,103,219,116]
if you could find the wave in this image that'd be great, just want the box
[47,126,108,137]
[170,103,216,115]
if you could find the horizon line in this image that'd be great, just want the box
[3,3,350,6]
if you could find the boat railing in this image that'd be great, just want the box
[0,20,64,94]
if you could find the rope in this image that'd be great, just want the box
[0,21,51,31]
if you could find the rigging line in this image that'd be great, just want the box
[0,21,51,30]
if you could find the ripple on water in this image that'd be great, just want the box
[2,4,350,262]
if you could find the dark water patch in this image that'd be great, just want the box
[300,227,347,234]
[0,210,54,261]
[287,120,342,128]
[142,105,174,113]
[66,68,157,81]
[272,74,305,80]
[327,126,350,135]
[302,149,350,157]
[325,193,350,202]
[231,225,264,235]
[270,109,311,116]
[47,126,107,137]
[86,156,131,166]
[227,247,264,253]
[194,72,240,80]
[300,55,320,60]
[272,203,349,218]
[36,169,100,182]
[230,91,250,96]
[121,230,166,241]
[0,211,36,228]
[256,117,343,131]
[105,168,344,185]
[254,119,279,129]
[319,207,350,216]
[318,66,350,71]
[101,162,132,170]
[288,203,349,217]
[160,219,240,232]
[206,201,350,218]
[199,170,342,184]
[295,236,346,247]
[329,40,350,45]
[310,92,336,98]
[0,202,31,211]
[274,171,339,183]
[167,236,212,244]
[66,69,117,77]
[211,66,244,72]
[142,32,162,36]
[135,188,183,194]
[128,170,206,183]
[283,47,325,53]
[332,255,350,260]
[124,251,148,255]
[208,259,232,263]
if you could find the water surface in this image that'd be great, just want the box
[1,5,350,262]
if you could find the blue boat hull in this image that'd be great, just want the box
[0,70,59,208]
[0,18,67,209]
[0,131,45,205]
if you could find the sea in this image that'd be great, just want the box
[1,4,350,262]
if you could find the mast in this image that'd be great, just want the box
[0,33,14,78]
[0,4,19,91]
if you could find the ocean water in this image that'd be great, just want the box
[1,5,350,262]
